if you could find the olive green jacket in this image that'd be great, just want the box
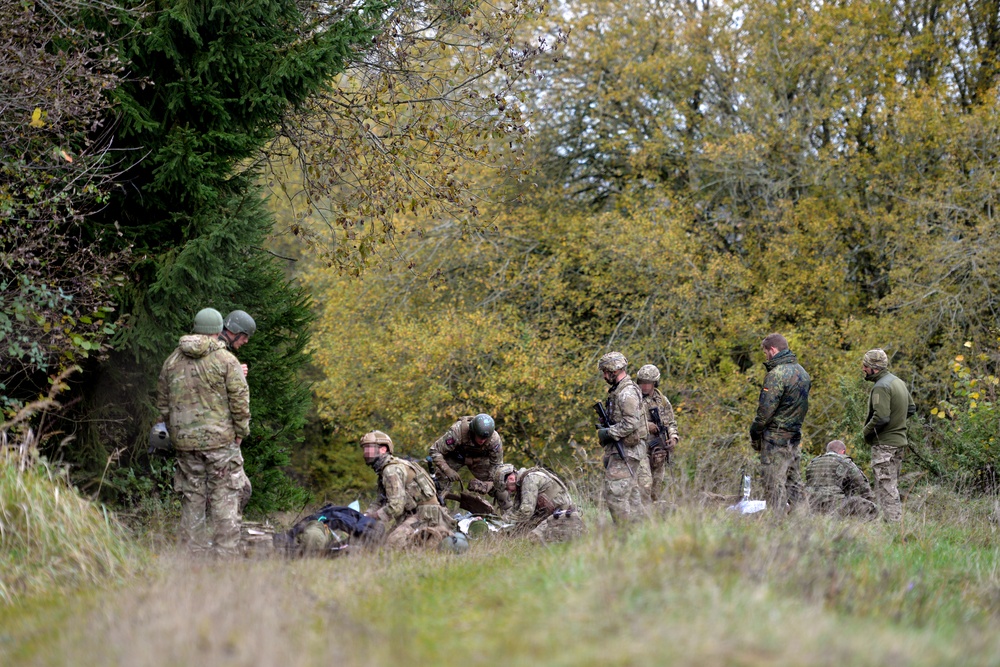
[862,370,916,448]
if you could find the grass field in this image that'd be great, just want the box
[4,487,1000,667]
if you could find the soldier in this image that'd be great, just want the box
[156,308,251,558]
[496,464,584,543]
[362,430,457,549]
[636,364,679,502]
[429,414,509,510]
[749,333,811,516]
[805,440,877,519]
[220,310,257,508]
[861,349,916,523]
[596,351,650,522]
[219,309,256,378]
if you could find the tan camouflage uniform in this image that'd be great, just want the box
[603,376,650,522]
[157,334,250,558]
[368,454,456,549]
[429,416,509,509]
[642,389,678,502]
[503,467,584,543]
[805,452,877,519]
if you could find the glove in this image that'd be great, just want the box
[751,438,762,452]
[864,430,876,444]
[468,479,491,494]
[441,465,461,482]
[597,428,615,446]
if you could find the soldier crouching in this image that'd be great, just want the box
[361,430,456,549]
[497,464,584,543]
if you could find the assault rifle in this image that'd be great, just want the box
[649,407,670,464]
[593,401,635,478]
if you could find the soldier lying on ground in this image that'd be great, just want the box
[362,430,457,549]
[496,464,584,543]
[804,440,878,519]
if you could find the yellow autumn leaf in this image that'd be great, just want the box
[29,107,45,128]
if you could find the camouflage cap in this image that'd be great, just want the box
[598,351,628,372]
[863,349,889,371]
[360,430,394,454]
[636,364,660,383]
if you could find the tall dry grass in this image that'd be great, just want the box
[0,386,141,604]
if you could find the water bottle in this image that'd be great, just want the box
[741,473,751,501]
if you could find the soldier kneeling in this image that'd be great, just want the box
[805,440,878,519]
[497,464,584,544]
[361,430,457,549]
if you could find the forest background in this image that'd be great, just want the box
[5,0,1000,514]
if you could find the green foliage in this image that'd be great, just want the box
[923,341,1000,491]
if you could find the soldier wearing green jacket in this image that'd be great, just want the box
[805,440,877,518]
[749,333,811,515]
[861,349,916,522]
[156,308,251,558]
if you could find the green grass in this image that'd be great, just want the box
[4,491,1000,666]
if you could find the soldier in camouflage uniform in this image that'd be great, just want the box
[429,414,509,511]
[496,464,584,543]
[805,440,877,519]
[749,333,811,516]
[156,308,251,558]
[861,349,916,523]
[636,364,679,502]
[596,351,650,523]
[363,430,457,549]
[220,310,256,510]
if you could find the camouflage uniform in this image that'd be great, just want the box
[805,453,877,519]
[429,416,509,509]
[642,389,679,502]
[863,368,916,523]
[157,334,251,557]
[368,453,457,549]
[503,467,584,543]
[602,376,651,522]
[749,349,811,515]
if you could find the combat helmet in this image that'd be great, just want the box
[470,414,495,441]
[224,310,257,338]
[193,308,224,334]
[360,430,394,454]
[598,351,628,372]
[494,462,516,488]
[636,364,661,384]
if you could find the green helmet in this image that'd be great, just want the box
[438,531,469,554]
[224,310,256,338]
[470,414,495,440]
[193,308,224,334]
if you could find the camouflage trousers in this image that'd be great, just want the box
[809,495,878,520]
[647,447,669,502]
[603,448,650,523]
[529,510,585,544]
[175,445,245,558]
[385,505,457,549]
[759,432,803,515]
[871,444,904,522]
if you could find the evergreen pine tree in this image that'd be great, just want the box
[74,0,388,510]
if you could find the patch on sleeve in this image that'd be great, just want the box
[445,436,455,446]
[872,395,880,406]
